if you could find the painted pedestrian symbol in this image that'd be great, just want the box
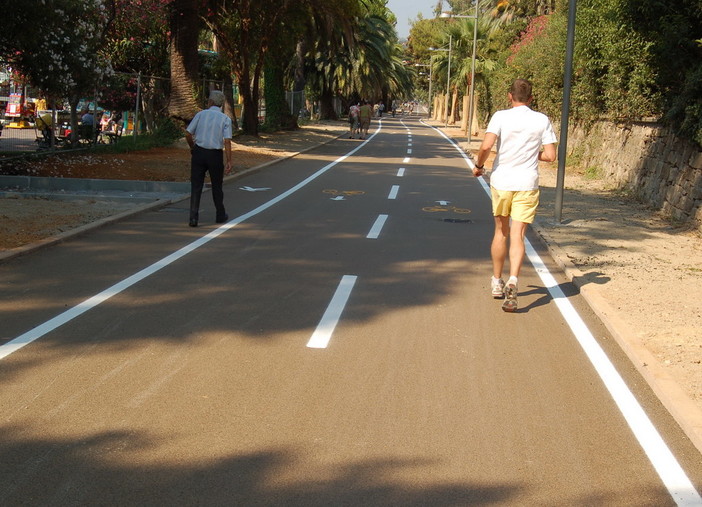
[323,189,365,201]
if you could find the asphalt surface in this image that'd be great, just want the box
[1,117,701,505]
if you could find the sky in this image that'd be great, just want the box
[386,0,438,40]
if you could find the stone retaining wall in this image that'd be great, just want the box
[567,121,702,230]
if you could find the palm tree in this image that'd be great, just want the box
[168,0,201,123]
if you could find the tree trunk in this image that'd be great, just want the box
[168,0,200,124]
[294,39,307,93]
[263,57,296,131]
[450,89,459,125]
[319,88,338,120]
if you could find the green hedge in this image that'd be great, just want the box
[483,0,701,145]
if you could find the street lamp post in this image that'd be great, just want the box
[445,34,452,127]
[415,60,434,117]
[440,7,479,141]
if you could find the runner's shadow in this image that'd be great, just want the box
[516,272,611,313]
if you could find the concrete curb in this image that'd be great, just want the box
[0,131,344,264]
[532,220,702,454]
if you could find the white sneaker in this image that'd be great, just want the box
[502,283,518,312]
[491,277,505,299]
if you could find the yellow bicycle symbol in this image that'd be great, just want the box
[323,189,366,196]
[422,205,472,214]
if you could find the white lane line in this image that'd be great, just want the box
[0,123,386,362]
[388,185,400,200]
[407,148,412,154]
[424,118,702,506]
[397,168,405,177]
[307,275,358,349]
[408,143,413,147]
[367,214,388,239]
[403,157,411,163]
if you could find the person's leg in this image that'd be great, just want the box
[189,148,207,226]
[491,215,510,279]
[508,220,529,278]
[207,150,227,222]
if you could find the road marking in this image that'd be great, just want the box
[408,143,412,147]
[397,168,405,177]
[388,185,399,200]
[0,123,385,362]
[424,118,702,506]
[403,157,410,163]
[367,214,388,239]
[407,148,412,154]
[307,275,358,349]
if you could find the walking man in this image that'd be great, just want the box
[358,100,372,140]
[185,90,233,227]
[473,79,557,312]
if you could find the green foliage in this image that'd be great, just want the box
[485,0,663,129]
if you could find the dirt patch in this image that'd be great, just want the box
[0,123,347,250]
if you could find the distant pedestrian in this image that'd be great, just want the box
[348,102,360,139]
[185,90,233,227]
[358,100,372,139]
[473,79,557,312]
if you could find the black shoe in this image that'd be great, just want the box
[215,214,229,224]
[189,219,198,227]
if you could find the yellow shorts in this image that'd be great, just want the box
[490,187,540,224]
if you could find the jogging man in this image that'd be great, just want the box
[473,79,557,312]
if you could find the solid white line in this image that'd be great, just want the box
[307,275,357,349]
[367,214,388,239]
[397,168,405,177]
[0,123,385,362]
[388,185,399,200]
[425,118,702,506]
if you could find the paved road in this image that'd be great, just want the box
[1,117,701,505]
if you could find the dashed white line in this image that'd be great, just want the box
[388,185,399,200]
[367,214,388,239]
[397,168,405,177]
[307,275,358,349]
[403,157,411,163]
[0,122,387,361]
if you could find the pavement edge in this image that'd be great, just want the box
[532,219,702,455]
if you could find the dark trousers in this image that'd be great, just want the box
[190,145,226,222]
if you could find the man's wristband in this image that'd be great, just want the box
[475,164,484,170]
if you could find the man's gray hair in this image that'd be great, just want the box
[209,90,225,107]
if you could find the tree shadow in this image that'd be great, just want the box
[0,426,522,505]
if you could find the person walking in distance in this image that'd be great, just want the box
[185,90,233,227]
[473,79,557,312]
[358,100,372,139]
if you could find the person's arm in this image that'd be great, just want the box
[224,139,232,174]
[539,143,557,163]
[474,132,497,177]
[185,131,195,150]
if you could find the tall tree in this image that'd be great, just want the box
[168,0,201,123]
[1,0,116,142]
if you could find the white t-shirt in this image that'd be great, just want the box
[486,105,557,191]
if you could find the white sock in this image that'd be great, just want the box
[507,276,518,286]
[492,276,503,283]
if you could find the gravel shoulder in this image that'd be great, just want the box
[2,118,701,452]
